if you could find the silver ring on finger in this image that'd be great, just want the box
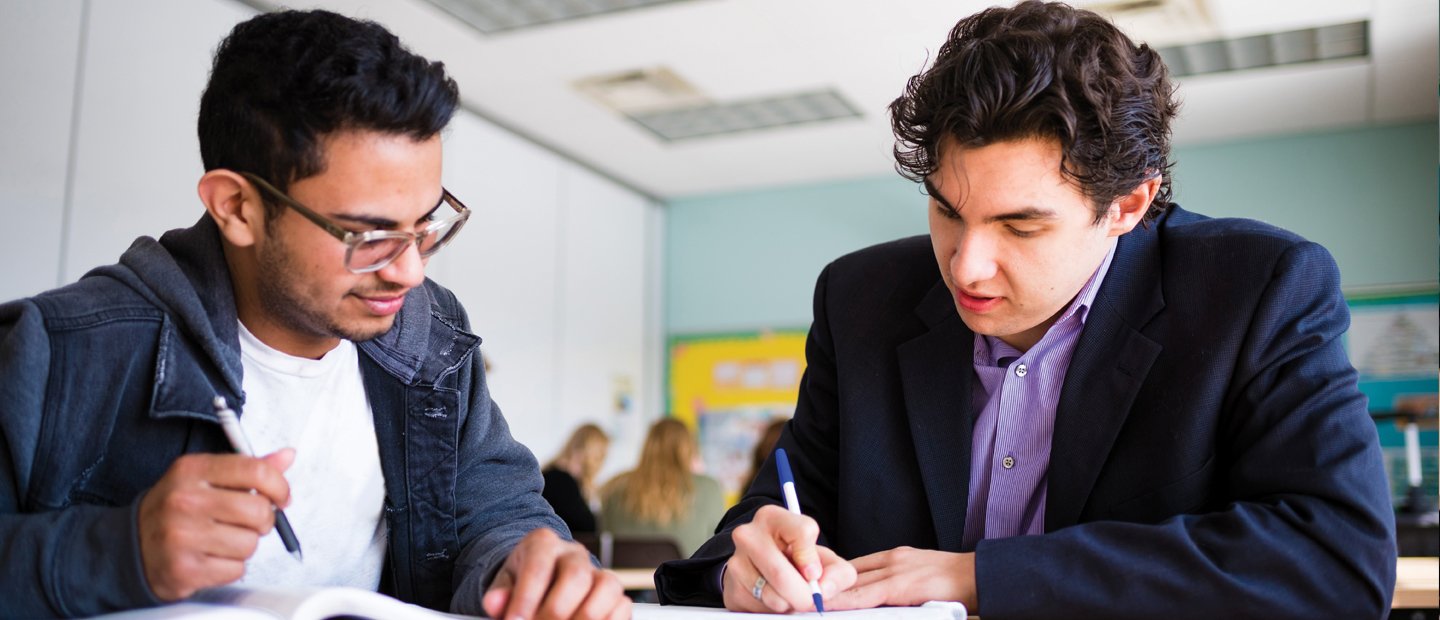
[752,575,767,601]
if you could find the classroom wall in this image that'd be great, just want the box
[664,177,930,333]
[665,120,1440,334]
[3,2,1436,480]
[0,3,82,302]
[0,0,665,475]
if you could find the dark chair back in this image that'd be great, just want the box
[571,531,603,562]
[607,535,683,569]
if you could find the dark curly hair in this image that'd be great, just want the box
[890,1,1179,223]
[198,10,459,219]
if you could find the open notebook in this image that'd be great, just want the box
[96,586,471,620]
[97,589,967,620]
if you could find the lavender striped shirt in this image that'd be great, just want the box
[960,243,1117,550]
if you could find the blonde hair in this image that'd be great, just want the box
[547,423,610,501]
[611,418,697,525]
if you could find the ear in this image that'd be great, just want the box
[197,170,265,248]
[1103,175,1161,237]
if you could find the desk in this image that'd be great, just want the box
[1395,557,1439,609]
[613,567,658,591]
[619,560,1438,608]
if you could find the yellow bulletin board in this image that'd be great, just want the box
[669,330,808,502]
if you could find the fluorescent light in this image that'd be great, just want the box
[1160,20,1369,78]
[421,0,695,34]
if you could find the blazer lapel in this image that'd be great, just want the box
[1046,224,1166,530]
[897,281,976,552]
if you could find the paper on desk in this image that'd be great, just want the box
[92,586,475,620]
[633,601,968,620]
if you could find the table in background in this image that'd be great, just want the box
[613,568,658,591]
[1395,557,1439,610]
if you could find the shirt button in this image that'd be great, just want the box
[1002,455,1016,469]
[1014,363,1028,378]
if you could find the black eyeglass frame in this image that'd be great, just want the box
[238,171,471,274]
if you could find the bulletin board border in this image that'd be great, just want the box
[663,328,809,421]
[1343,282,1439,307]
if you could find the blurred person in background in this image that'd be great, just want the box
[741,418,789,497]
[601,418,726,557]
[543,423,610,535]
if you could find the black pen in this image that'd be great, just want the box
[213,396,304,561]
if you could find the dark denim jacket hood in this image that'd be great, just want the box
[100,216,476,416]
[0,216,565,617]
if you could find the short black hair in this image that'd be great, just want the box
[890,1,1179,222]
[198,10,459,217]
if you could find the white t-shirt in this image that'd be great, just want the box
[233,321,387,589]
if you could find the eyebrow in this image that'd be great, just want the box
[924,178,1059,223]
[923,178,956,211]
[330,196,445,229]
[985,207,1059,224]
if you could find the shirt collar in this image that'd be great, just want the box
[1068,240,1118,326]
[975,241,1117,366]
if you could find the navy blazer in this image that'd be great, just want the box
[656,206,1397,619]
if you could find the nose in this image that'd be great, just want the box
[950,231,998,288]
[377,241,427,289]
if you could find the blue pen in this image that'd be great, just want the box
[775,448,825,614]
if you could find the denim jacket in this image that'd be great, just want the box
[0,217,566,617]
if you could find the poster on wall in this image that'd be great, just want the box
[669,330,807,503]
[1344,286,1439,506]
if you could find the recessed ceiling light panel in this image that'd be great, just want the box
[1159,21,1369,77]
[574,67,709,114]
[421,0,696,34]
[630,90,862,142]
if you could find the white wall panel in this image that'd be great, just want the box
[440,114,661,469]
[1371,0,1440,122]
[437,112,564,459]
[555,160,661,480]
[64,0,254,283]
[0,2,82,301]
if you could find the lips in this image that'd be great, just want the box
[356,292,407,316]
[956,289,1001,313]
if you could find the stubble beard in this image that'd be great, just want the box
[255,238,395,344]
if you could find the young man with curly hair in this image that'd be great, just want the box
[656,2,1396,617]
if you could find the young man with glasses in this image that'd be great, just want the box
[0,10,627,620]
[657,2,1396,617]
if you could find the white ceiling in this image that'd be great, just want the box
[252,0,1438,199]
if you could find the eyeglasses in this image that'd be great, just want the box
[239,172,470,274]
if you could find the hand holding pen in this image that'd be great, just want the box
[722,449,856,614]
[775,449,826,613]
[134,398,299,601]
[213,396,303,561]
